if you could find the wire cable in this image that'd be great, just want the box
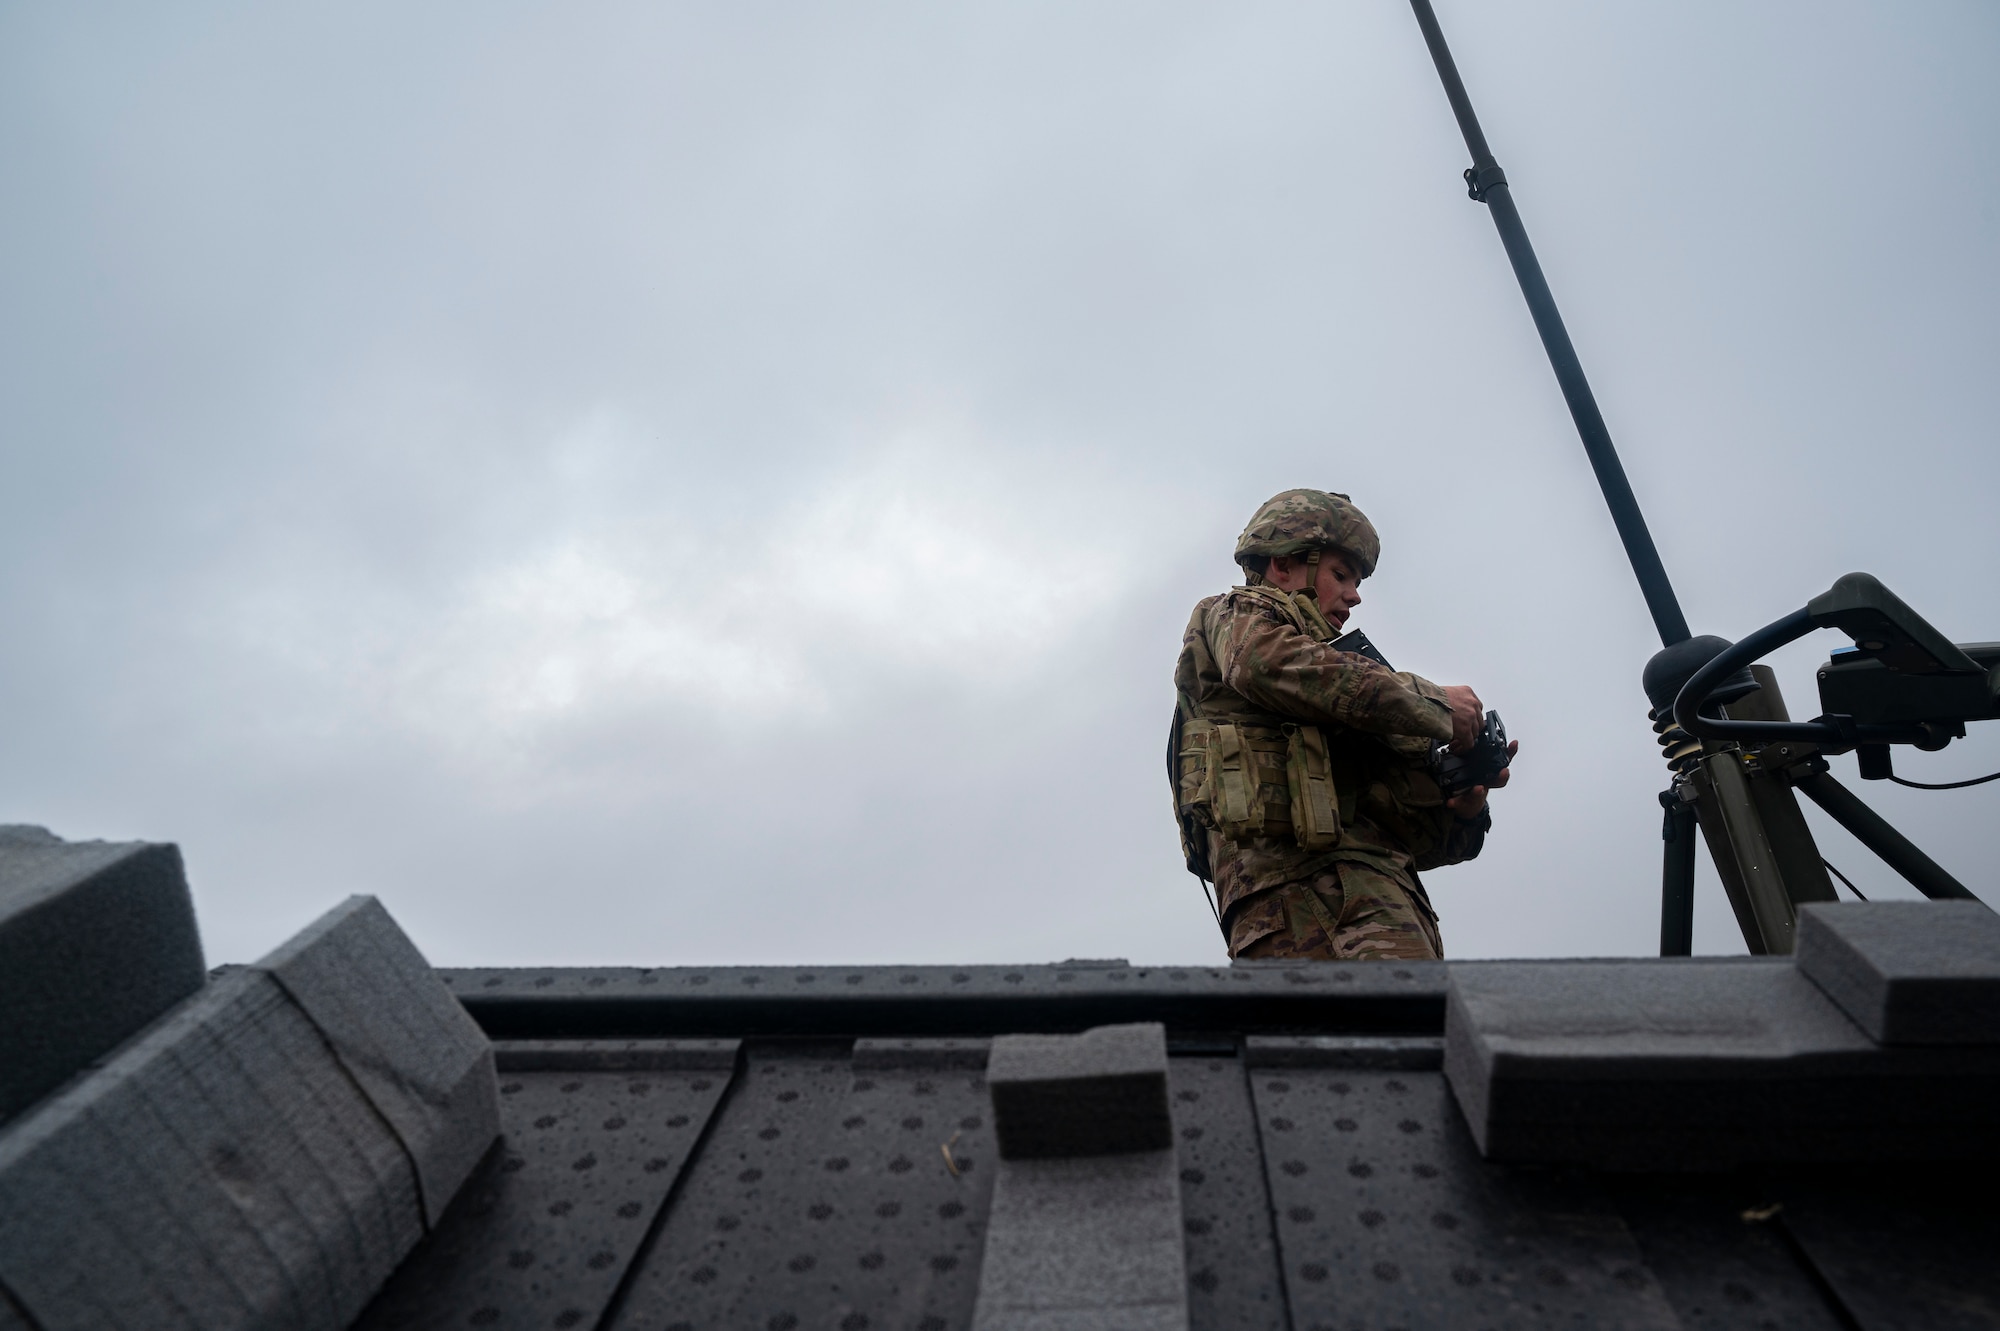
[1822,859,1868,902]
[1200,878,1223,929]
[1888,770,2000,791]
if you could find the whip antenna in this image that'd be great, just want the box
[1407,0,1690,648]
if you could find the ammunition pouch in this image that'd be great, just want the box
[1284,723,1343,851]
[1178,717,1343,852]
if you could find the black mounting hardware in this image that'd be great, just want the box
[1673,574,1999,751]
[1463,160,1508,201]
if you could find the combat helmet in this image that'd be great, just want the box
[1233,489,1380,578]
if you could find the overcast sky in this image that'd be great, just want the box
[3,0,1995,968]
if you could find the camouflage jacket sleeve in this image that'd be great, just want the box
[1413,805,1490,871]
[1208,591,1454,740]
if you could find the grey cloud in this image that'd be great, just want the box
[1,1,1994,966]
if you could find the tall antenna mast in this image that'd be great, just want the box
[1403,2,1987,961]
[1407,0,1690,648]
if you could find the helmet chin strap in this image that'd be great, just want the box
[1289,548,1338,641]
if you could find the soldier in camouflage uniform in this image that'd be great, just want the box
[1170,489,1514,960]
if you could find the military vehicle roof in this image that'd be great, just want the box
[374,955,2000,1330]
[4,829,1996,1331]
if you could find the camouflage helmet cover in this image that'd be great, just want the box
[1233,489,1381,577]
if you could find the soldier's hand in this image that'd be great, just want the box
[1446,740,1518,819]
[1443,685,1484,751]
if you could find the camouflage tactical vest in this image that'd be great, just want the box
[1170,585,1450,874]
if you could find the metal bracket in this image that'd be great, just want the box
[1464,159,1508,201]
[1748,741,1824,784]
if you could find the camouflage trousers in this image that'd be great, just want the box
[1226,860,1443,961]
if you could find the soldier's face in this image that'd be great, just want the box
[1267,551,1364,628]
